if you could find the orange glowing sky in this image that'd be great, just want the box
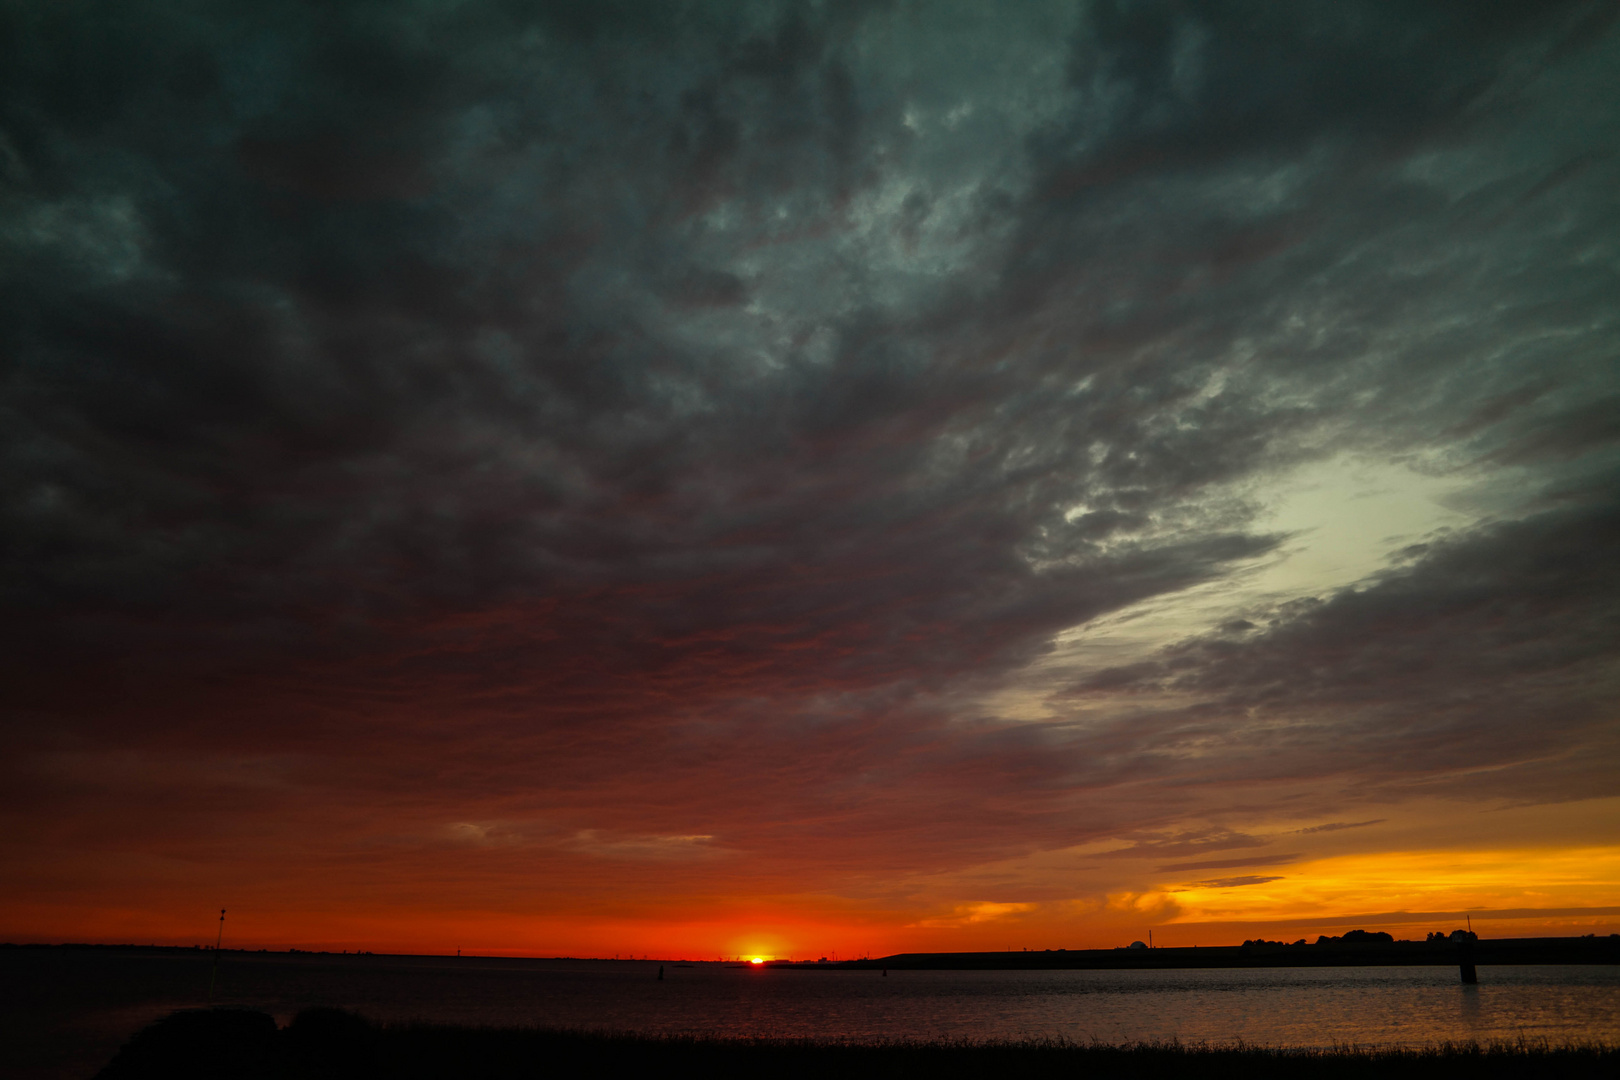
[3,1,1619,959]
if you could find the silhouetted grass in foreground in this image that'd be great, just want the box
[97,1007,1619,1079]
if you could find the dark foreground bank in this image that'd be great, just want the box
[97,1007,1618,1079]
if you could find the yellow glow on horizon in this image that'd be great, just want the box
[750,956,764,964]
[1160,845,1620,927]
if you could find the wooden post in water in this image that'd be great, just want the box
[1458,936,1477,984]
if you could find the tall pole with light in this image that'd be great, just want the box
[208,909,226,1001]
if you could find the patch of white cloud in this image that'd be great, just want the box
[1245,455,1478,598]
[987,454,1483,722]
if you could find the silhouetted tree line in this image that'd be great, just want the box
[1314,930,1394,945]
[1242,928,1484,946]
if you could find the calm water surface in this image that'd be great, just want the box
[7,949,1618,1078]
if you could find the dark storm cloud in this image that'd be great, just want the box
[1,0,1617,900]
[1053,0,1599,173]
[0,2,1287,709]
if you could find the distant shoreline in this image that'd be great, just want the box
[11,934,1617,970]
[788,935,1620,971]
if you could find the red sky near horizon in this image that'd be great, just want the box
[4,2,1619,960]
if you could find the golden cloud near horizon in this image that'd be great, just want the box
[1157,845,1620,930]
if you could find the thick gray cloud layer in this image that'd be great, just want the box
[2,1,1618,902]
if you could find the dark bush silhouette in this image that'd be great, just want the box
[283,1007,380,1078]
[96,1008,279,1080]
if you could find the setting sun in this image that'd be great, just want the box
[751,957,764,965]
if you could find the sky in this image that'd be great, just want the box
[2,0,1618,961]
